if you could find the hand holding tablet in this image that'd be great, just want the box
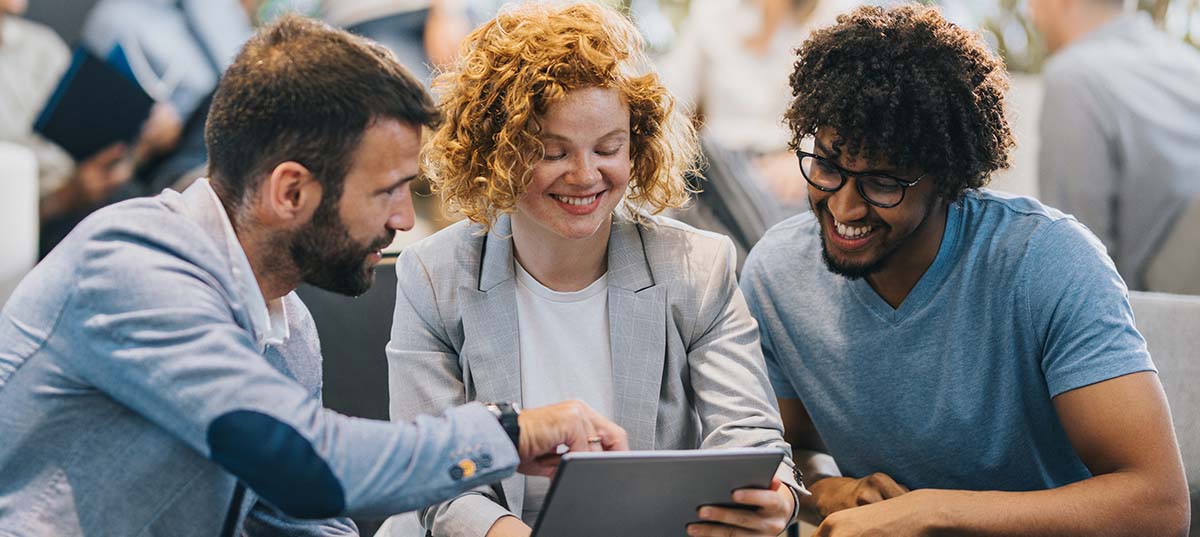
[688,477,797,536]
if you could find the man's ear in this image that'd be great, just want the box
[254,161,323,228]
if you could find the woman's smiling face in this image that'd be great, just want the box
[514,86,632,242]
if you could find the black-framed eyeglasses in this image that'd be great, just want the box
[795,150,925,209]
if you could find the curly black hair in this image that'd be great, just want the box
[785,4,1014,201]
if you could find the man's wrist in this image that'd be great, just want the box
[798,474,840,524]
[484,402,521,449]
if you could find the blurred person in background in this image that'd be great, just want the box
[660,0,852,206]
[320,0,472,86]
[82,0,255,134]
[1030,0,1200,289]
[0,0,183,257]
[657,0,853,269]
[469,0,676,52]
[79,0,265,198]
[322,0,677,88]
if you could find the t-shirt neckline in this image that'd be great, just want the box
[848,199,964,323]
[514,259,609,303]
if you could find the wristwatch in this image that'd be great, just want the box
[484,402,522,449]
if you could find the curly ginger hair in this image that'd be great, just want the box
[423,1,699,230]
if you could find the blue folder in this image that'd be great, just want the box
[33,46,154,161]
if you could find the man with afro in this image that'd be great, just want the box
[737,5,1189,536]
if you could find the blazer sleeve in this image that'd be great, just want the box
[64,225,519,521]
[386,248,517,537]
[685,237,802,490]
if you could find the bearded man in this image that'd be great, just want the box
[0,16,624,537]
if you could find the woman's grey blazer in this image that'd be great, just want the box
[381,213,796,537]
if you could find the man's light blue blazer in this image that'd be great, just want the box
[0,181,519,536]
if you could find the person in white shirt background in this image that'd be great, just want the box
[659,0,855,206]
[0,0,182,255]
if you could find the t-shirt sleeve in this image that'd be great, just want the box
[740,246,801,399]
[1021,217,1155,398]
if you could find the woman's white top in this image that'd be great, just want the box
[513,259,615,523]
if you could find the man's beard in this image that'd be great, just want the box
[812,197,932,281]
[290,198,393,297]
[819,232,892,280]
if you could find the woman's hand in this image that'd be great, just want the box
[687,478,796,536]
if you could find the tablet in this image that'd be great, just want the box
[531,447,785,537]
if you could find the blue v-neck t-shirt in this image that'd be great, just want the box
[740,189,1154,491]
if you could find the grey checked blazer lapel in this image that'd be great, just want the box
[459,216,525,513]
[458,215,670,513]
[606,216,667,450]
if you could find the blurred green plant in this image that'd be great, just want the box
[979,0,1045,71]
[1156,0,1200,47]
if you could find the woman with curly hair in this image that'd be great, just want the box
[379,3,805,536]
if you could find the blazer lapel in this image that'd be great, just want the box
[606,216,667,450]
[460,284,521,404]
[458,216,525,513]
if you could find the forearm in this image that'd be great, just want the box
[322,404,518,519]
[793,448,841,525]
[925,472,1188,537]
[485,515,531,537]
[421,489,517,537]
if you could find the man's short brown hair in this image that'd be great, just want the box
[204,15,438,210]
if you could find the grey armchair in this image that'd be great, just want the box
[1129,291,1200,535]
[1144,195,1200,295]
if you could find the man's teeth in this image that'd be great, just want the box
[552,193,599,206]
[835,221,873,239]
